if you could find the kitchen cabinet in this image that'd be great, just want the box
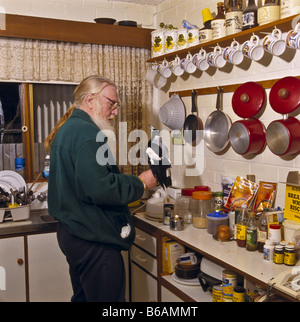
[130,227,158,302]
[0,236,26,302]
[27,233,72,302]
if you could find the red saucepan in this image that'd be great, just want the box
[183,90,203,145]
[230,82,267,155]
[267,76,300,156]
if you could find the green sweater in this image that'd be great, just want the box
[48,108,144,250]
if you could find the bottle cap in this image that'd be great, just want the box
[202,8,213,24]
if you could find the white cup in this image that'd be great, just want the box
[223,40,244,65]
[242,35,264,61]
[170,56,184,76]
[207,45,226,68]
[283,23,300,49]
[156,60,172,78]
[192,49,209,71]
[145,69,167,89]
[262,28,286,56]
[180,53,197,74]
[179,252,198,265]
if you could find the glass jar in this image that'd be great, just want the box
[191,191,213,229]
[176,188,195,224]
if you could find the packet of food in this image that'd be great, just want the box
[224,176,258,210]
[221,176,235,207]
[253,181,277,212]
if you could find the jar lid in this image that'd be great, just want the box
[192,191,213,200]
[194,185,211,191]
[181,188,196,196]
[269,224,281,230]
[206,210,228,218]
[275,245,284,250]
[286,244,295,250]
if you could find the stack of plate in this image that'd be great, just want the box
[0,170,26,193]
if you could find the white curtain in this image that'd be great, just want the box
[0,37,152,175]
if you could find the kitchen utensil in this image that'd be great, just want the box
[283,23,300,49]
[94,18,116,24]
[156,60,172,78]
[159,94,185,130]
[180,53,197,74]
[183,90,203,145]
[241,34,265,61]
[232,82,266,118]
[207,45,226,68]
[223,40,244,65]
[267,76,300,156]
[229,118,266,155]
[204,87,232,153]
[262,28,286,56]
[170,215,185,231]
[0,171,26,192]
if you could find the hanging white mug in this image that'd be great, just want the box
[223,40,244,65]
[192,49,209,71]
[180,53,197,74]
[283,23,300,49]
[242,35,264,61]
[207,45,226,68]
[156,59,172,78]
[262,28,286,56]
[170,56,184,76]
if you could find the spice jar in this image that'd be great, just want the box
[191,191,213,229]
[176,188,195,224]
[284,245,296,266]
[274,245,284,265]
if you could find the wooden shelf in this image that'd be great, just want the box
[169,76,300,98]
[147,14,300,63]
[0,14,153,49]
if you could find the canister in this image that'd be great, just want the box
[176,188,195,224]
[164,29,178,54]
[191,191,213,229]
[170,215,185,231]
[212,285,223,302]
[187,29,200,47]
[206,211,229,234]
[151,29,165,57]
[177,28,188,50]
[281,0,300,19]
[222,270,237,297]
[233,286,246,302]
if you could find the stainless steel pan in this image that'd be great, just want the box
[204,87,232,153]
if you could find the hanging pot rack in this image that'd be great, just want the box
[169,76,300,98]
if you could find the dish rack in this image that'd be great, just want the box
[0,204,30,222]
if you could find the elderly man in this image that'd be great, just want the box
[45,75,157,302]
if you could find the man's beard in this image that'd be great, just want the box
[91,113,117,160]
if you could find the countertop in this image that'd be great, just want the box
[0,209,57,237]
[133,212,300,300]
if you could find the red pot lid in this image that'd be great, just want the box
[269,76,300,114]
[232,82,266,118]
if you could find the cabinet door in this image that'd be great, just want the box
[131,262,157,302]
[0,237,26,302]
[27,233,72,302]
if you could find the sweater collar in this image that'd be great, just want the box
[71,108,94,124]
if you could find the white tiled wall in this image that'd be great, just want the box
[0,0,156,26]
[151,0,300,209]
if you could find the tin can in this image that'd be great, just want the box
[222,270,237,297]
[212,285,223,302]
[233,286,246,302]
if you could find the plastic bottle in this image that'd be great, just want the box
[236,204,248,247]
[257,209,268,253]
[263,239,274,262]
[246,210,258,251]
[211,2,226,40]
[42,154,50,178]
[176,188,195,224]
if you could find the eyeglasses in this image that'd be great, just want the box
[102,95,120,110]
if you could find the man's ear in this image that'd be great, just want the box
[83,94,94,110]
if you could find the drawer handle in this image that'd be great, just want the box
[135,235,146,242]
[135,255,147,262]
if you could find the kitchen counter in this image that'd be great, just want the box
[133,212,300,301]
[0,209,57,238]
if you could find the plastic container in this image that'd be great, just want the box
[283,219,300,244]
[176,188,195,224]
[206,211,229,234]
[268,223,282,245]
[263,239,274,262]
[191,191,213,229]
[146,191,164,219]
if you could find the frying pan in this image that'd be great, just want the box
[183,90,202,145]
[204,87,232,153]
